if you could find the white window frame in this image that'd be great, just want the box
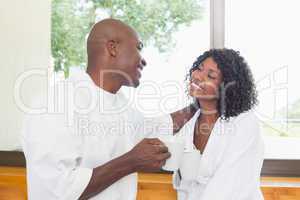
[210,0,225,49]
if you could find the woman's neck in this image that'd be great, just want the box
[199,112,219,123]
[198,100,219,121]
[194,101,219,153]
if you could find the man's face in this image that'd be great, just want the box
[116,32,146,87]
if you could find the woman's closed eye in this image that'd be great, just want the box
[208,73,217,79]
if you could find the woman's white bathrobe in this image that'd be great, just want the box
[173,109,264,200]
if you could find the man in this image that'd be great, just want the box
[22,19,197,200]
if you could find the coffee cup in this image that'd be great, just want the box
[179,149,201,181]
[161,137,185,171]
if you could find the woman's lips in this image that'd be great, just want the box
[191,82,200,89]
[191,81,205,91]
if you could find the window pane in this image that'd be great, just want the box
[225,0,300,159]
[121,1,210,116]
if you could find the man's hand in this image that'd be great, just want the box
[79,138,170,199]
[127,138,171,172]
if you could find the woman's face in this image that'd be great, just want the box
[189,57,223,101]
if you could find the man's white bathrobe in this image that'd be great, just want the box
[21,70,173,200]
[173,109,264,200]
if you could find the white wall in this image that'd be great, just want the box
[0,0,51,150]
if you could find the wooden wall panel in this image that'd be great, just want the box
[1,167,300,200]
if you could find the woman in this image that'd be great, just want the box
[173,49,264,200]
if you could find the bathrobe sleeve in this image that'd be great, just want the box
[198,112,264,200]
[21,113,93,200]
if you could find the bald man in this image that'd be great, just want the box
[22,19,198,200]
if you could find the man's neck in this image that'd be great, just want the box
[86,68,122,94]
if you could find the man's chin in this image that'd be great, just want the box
[133,80,140,88]
[125,79,140,88]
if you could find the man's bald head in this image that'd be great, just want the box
[87,19,138,68]
[87,19,136,44]
[86,18,146,91]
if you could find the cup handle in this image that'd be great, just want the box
[178,169,182,181]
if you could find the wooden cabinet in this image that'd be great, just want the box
[262,187,300,200]
[261,177,300,200]
[0,167,27,200]
[137,173,177,200]
[1,167,300,200]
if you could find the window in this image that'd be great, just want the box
[3,0,299,176]
[225,0,300,160]
[121,1,210,117]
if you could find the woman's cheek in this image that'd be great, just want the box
[209,85,219,98]
[203,83,219,98]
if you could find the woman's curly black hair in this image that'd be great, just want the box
[188,48,258,119]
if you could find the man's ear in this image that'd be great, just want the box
[106,40,118,57]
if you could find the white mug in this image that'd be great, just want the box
[179,149,201,181]
[161,137,185,171]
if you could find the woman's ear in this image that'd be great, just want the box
[106,40,118,57]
